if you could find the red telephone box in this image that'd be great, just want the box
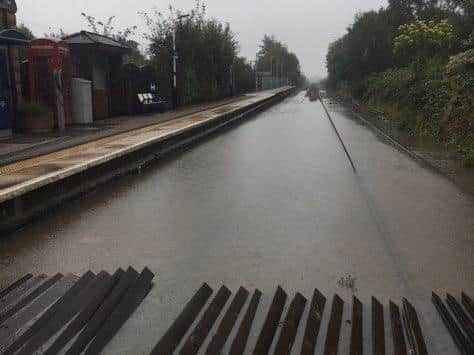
[28,38,73,127]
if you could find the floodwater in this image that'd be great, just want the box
[0,92,473,354]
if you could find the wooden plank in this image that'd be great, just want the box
[16,271,112,355]
[401,303,415,355]
[350,296,363,355]
[0,274,33,299]
[462,292,474,319]
[389,301,407,355]
[432,292,473,355]
[402,298,427,355]
[83,267,154,355]
[0,273,62,324]
[446,293,474,341]
[323,294,344,355]
[43,269,124,355]
[179,285,231,355]
[372,297,385,355]
[151,283,213,355]
[0,275,47,312]
[274,292,307,355]
[300,288,326,355]
[252,286,288,355]
[0,274,80,355]
[65,267,139,355]
[229,289,262,355]
[206,287,249,355]
[1,272,94,355]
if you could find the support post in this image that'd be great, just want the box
[172,30,178,109]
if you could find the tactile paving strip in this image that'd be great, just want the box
[0,91,277,204]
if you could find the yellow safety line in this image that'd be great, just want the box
[0,92,273,200]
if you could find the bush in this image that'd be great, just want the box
[446,49,474,76]
[17,101,50,117]
[394,20,455,65]
[360,57,474,165]
[362,67,414,104]
[463,149,474,167]
[407,79,452,121]
[17,101,54,132]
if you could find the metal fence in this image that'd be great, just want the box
[257,75,289,91]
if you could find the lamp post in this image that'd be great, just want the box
[255,53,263,92]
[171,14,190,109]
[229,58,234,97]
[270,56,274,89]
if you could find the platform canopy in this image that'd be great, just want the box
[63,31,131,53]
[0,28,29,45]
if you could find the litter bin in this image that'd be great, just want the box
[72,78,93,124]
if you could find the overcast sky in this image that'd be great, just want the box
[17,0,387,79]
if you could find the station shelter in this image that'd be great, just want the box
[63,31,131,120]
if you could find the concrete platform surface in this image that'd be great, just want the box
[0,95,254,167]
[0,88,289,205]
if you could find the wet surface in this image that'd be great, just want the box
[0,95,251,168]
[0,90,276,204]
[0,93,473,354]
[340,99,474,196]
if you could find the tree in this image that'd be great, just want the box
[387,0,417,27]
[16,23,35,39]
[394,20,455,64]
[44,29,69,38]
[326,38,351,89]
[256,35,304,87]
[232,57,255,94]
[142,1,302,104]
[142,1,239,104]
[81,13,117,37]
[326,9,395,93]
[80,12,146,66]
[326,0,470,93]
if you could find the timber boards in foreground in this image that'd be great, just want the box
[1,270,472,354]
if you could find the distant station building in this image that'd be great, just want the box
[0,0,29,136]
[63,31,131,120]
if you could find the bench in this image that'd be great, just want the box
[137,93,165,113]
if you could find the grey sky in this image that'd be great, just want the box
[17,0,387,79]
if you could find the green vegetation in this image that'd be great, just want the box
[232,56,255,94]
[256,35,306,87]
[17,101,54,131]
[142,1,305,106]
[394,20,454,74]
[17,101,50,117]
[16,23,35,39]
[22,2,305,109]
[80,13,146,66]
[326,0,473,165]
[142,2,238,105]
